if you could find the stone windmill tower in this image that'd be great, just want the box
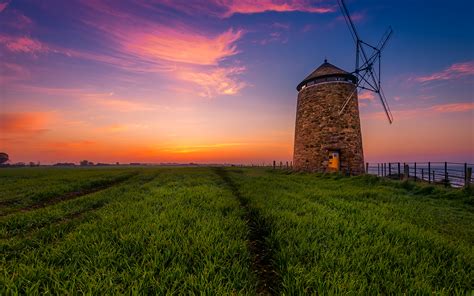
[292,0,394,175]
[293,60,364,174]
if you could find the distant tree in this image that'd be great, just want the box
[80,160,90,166]
[54,163,75,166]
[0,152,9,164]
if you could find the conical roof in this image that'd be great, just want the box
[303,61,349,80]
[297,60,355,91]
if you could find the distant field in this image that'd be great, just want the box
[1,167,473,294]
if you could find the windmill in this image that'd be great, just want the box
[337,0,394,123]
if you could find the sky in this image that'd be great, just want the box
[0,0,473,164]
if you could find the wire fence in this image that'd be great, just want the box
[234,160,473,189]
[366,162,473,188]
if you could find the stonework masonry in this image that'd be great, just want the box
[293,78,365,175]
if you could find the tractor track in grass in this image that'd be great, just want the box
[213,167,280,295]
[3,173,160,245]
[0,174,138,217]
[2,202,107,240]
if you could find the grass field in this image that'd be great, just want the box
[1,167,473,294]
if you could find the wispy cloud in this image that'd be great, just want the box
[154,0,333,18]
[97,124,130,133]
[0,34,48,54]
[160,142,248,154]
[75,3,248,97]
[429,102,474,113]
[217,0,334,17]
[177,66,246,97]
[0,0,10,13]
[364,102,474,120]
[259,31,288,45]
[0,112,53,134]
[1,0,248,98]
[336,11,365,22]
[46,140,98,149]
[0,61,30,82]
[415,61,474,83]
[272,22,291,30]
[92,97,158,112]
[0,9,33,30]
[125,28,243,65]
[358,90,375,100]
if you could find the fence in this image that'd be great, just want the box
[366,162,473,188]
[269,161,292,170]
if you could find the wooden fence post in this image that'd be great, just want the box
[465,167,472,188]
[428,162,431,183]
[273,160,276,170]
[280,161,282,169]
[398,163,401,179]
[389,163,392,177]
[432,170,435,183]
[465,163,467,186]
[421,168,424,181]
[366,162,369,174]
[404,164,409,180]
[444,162,448,187]
[286,161,289,169]
[414,162,417,181]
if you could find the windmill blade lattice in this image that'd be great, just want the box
[337,0,394,124]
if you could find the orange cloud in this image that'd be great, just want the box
[98,124,129,133]
[46,140,97,149]
[176,66,246,97]
[126,28,242,66]
[415,61,474,82]
[93,97,158,112]
[74,6,247,96]
[79,4,244,66]
[112,27,245,96]
[160,142,248,154]
[0,112,53,134]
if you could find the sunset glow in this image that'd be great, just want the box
[1,0,473,164]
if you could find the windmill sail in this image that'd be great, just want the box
[337,0,394,124]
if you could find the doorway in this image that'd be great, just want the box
[328,150,340,172]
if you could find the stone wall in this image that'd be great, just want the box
[293,81,365,174]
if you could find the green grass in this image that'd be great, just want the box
[230,169,474,294]
[1,167,472,294]
[0,167,138,215]
[1,168,254,294]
